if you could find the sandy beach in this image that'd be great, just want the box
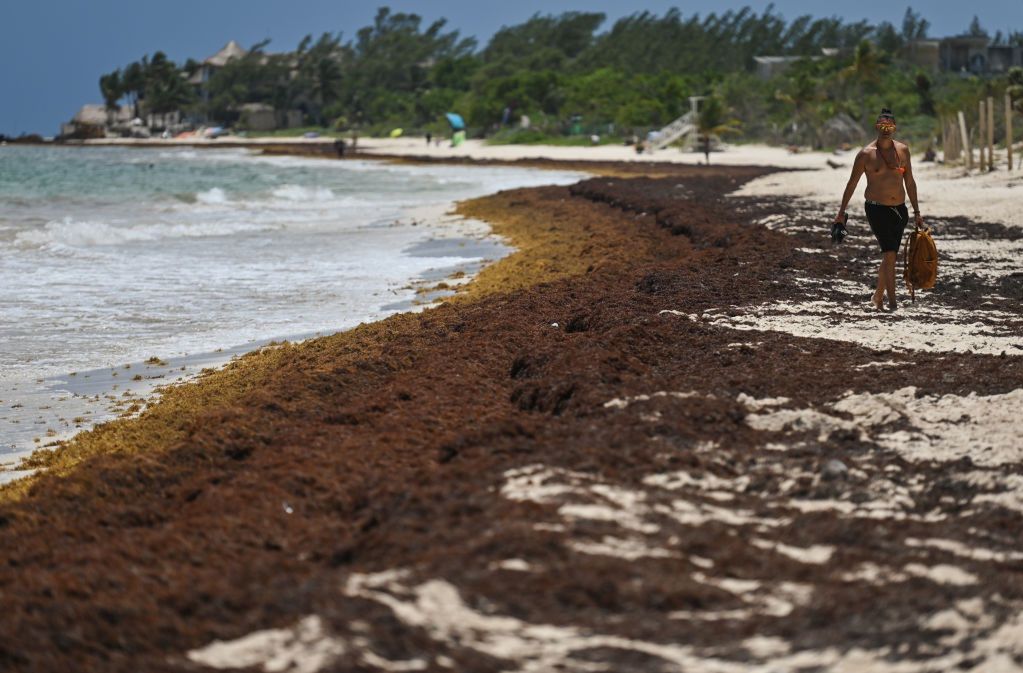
[1,142,1021,672]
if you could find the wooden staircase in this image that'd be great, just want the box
[650,111,697,150]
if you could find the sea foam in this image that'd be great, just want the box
[272,185,335,202]
[196,187,229,204]
[13,216,273,248]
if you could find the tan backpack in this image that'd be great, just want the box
[903,225,938,301]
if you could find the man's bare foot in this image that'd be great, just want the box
[887,298,897,311]
[872,290,885,311]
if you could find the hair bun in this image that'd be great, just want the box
[880,108,893,115]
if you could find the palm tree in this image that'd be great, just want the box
[775,65,824,147]
[695,96,740,164]
[99,70,122,126]
[841,41,883,126]
[1009,66,1023,115]
[122,61,145,119]
[296,34,345,124]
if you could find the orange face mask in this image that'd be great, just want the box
[876,121,896,133]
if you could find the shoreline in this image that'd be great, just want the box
[41,135,1023,228]
[0,195,522,486]
[1,153,1021,670]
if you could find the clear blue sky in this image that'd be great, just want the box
[2,1,1021,135]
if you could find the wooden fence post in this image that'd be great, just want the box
[958,110,972,170]
[979,100,987,171]
[988,95,995,171]
[1006,92,1014,171]
[954,117,963,161]
[950,117,959,162]
[948,117,959,162]
[942,116,951,163]
[955,118,963,160]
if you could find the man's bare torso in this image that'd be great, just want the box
[861,140,908,205]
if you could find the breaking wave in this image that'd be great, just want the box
[196,187,230,204]
[14,216,272,248]
[271,185,336,202]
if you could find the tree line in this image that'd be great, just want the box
[97,6,1023,144]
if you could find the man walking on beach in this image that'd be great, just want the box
[834,108,924,311]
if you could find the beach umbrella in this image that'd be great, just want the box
[389,128,403,138]
[445,113,466,131]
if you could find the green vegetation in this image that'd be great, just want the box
[235,126,344,138]
[98,7,1023,147]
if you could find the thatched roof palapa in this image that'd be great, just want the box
[205,40,247,67]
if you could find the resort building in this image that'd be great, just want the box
[753,49,840,79]
[905,35,1023,74]
[188,40,248,103]
[756,35,1022,80]
[60,104,134,138]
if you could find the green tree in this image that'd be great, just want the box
[481,12,604,77]
[968,16,988,38]
[122,61,145,118]
[338,7,476,127]
[1008,67,1023,115]
[874,22,904,55]
[915,73,935,115]
[775,61,826,146]
[901,8,930,41]
[293,33,348,124]
[696,95,740,164]
[841,40,885,125]
[98,69,122,124]
[205,40,290,124]
[144,51,195,116]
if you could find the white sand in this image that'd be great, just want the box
[744,386,1023,468]
[187,616,345,672]
[734,154,1023,228]
[903,563,979,586]
[358,138,1023,229]
[357,137,837,169]
[333,568,1023,672]
[698,301,1022,356]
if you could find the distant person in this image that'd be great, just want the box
[425,132,432,146]
[834,108,924,311]
[334,139,347,157]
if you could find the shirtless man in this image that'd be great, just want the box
[835,108,924,311]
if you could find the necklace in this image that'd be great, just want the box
[877,144,900,169]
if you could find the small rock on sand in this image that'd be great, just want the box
[821,459,849,481]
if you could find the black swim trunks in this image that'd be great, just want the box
[864,200,908,252]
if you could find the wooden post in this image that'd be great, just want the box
[948,118,958,162]
[988,95,995,171]
[958,110,972,170]
[1008,92,1014,171]
[979,100,987,171]
[942,116,950,163]
[948,119,955,162]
